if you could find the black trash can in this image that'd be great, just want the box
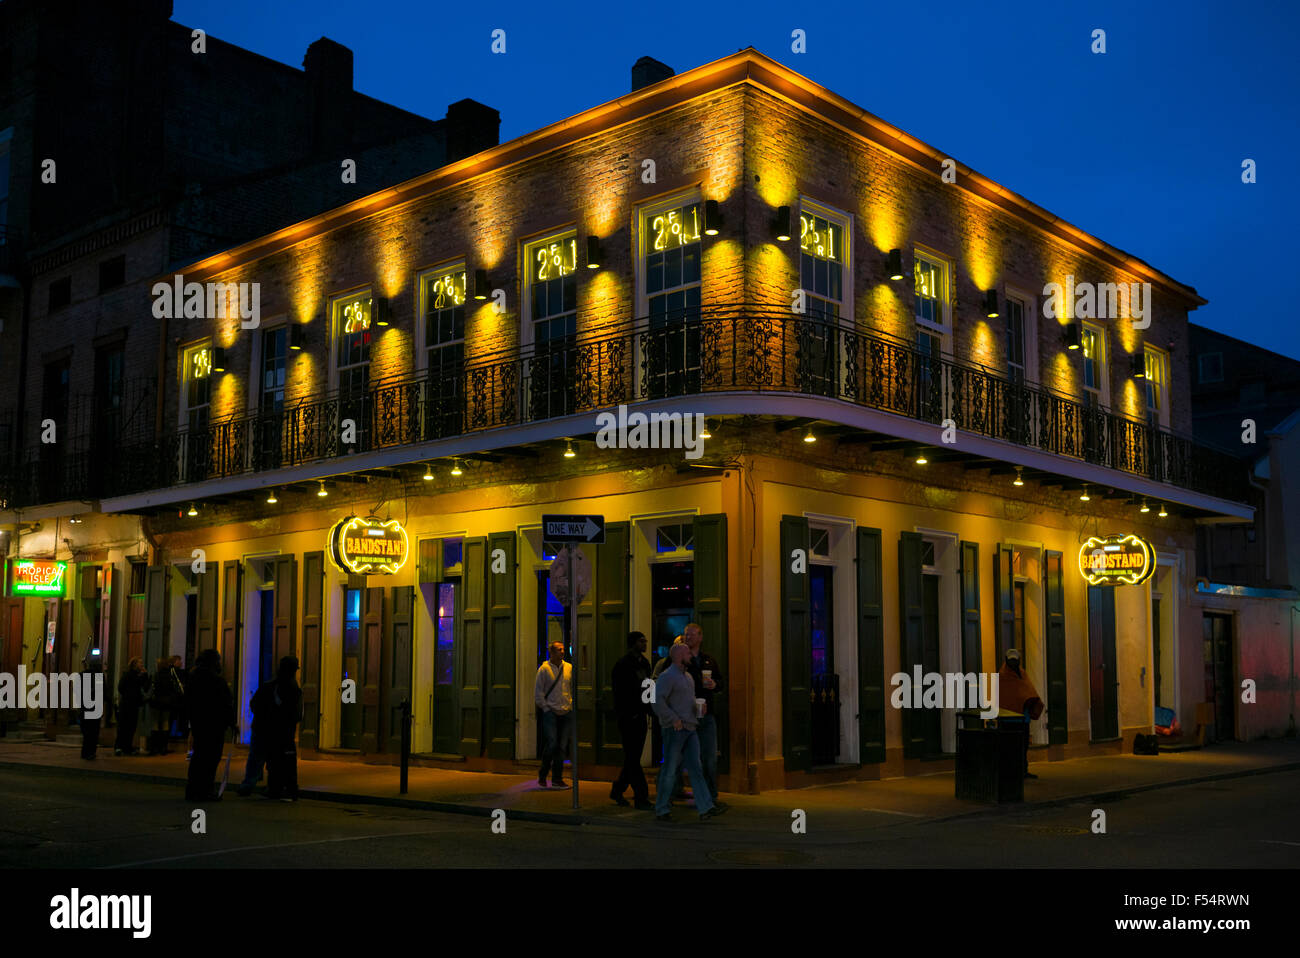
[955,717,1024,803]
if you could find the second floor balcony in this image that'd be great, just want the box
[3,307,1253,514]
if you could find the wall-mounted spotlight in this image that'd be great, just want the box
[704,199,722,236]
[187,502,198,517]
[316,481,328,498]
[564,439,576,458]
[1130,353,1146,379]
[773,205,792,242]
[887,249,904,281]
[585,236,602,270]
[211,348,226,373]
[450,458,463,477]
[266,489,277,504]
[289,325,306,351]
[1064,322,1081,350]
[474,269,490,300]
[1013,467,1024,487]
[374,297,391,327]
[983,290,1000,318]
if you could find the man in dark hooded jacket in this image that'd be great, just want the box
[184,649,235,801]
[265,656,303,802]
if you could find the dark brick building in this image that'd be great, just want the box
[0,0,498,509]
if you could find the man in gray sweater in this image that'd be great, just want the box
[653,643,728,822]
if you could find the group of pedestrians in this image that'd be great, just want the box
[535,622,729,823]
[85,649,303,804]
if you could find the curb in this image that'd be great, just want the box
[0,760,590,827]
[4,755,1298,831]
[921,759,1300,825]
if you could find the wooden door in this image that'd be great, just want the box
[384,585,414,753]
[693,514,728,772]
[486,531,517,760]
[781,515,811,772]
[1088,585,1118,740]
[856,527,885,764]
[360,585,384,754]
[898,531,925,758]
[458,537,486,758]
[300,552,325,751]
[1044,550,1068,745]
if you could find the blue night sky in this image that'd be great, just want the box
[176,0,1300,360]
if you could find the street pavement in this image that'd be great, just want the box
[0,736,1297,866]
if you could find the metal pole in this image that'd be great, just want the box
[569,544,579,809]
[399,698,411,794]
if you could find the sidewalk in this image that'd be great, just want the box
[2,737,1297,833]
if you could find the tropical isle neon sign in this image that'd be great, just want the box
[12,560,68,596]
[1078,534,1156,586]
[328,516,409,576]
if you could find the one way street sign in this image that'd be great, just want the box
[542,514,606,544]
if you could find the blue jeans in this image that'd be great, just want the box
[540,710,573,782]
[696,713,718,798]
[656,726,714,816]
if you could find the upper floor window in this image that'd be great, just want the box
[1198,352,1223,384]
[48,276,71,312]
[1081,322,1108,408]
[421,265,467,436]
[260,326,286,415]
[183,343,212,431]
[914,251,949,356]
[1144,345,1169,428]
[423,266,466,374]
[98,255,125,293]
[332,291,372,398]
[1005,296,1026,382]
[524,232,578,418]
[799,202,847,322]
[639,194,703,397]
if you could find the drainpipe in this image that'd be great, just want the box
[1290,606,1298,738]
[1247,471,1269,584]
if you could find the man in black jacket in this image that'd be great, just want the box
[265,656,303,802]
[609,631,653,809]
[683,622,724,801]
[184,649,235,802]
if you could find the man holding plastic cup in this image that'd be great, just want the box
[683,622,724,800]
[653,643,727,822]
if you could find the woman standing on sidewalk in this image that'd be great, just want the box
[114,657,150,756]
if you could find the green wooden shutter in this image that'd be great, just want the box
[360,585,385,754]
[575,544,597,768]
[993,543,1014,661]
[385,585,414,753]
[856,526,886,764]
[486,531,517,760]
[219,560,241,677]
[780,515,811,772]
[693,514,729,773]
[419,538,445,584]
[143,565,168,669]
[458,536,486,757]
[300,551,324,751]
[195,563,218,655]
[595,522,630,767]
[273,554,297,667]
[898,531,924,759]
[959,541,982,675]
[1045,550,1068,745]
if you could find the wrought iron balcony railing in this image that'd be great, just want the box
[2,307,1251,506]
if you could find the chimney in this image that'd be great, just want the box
[304,38,354,150]
[445,99,501,163]
[631,56,673,92]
